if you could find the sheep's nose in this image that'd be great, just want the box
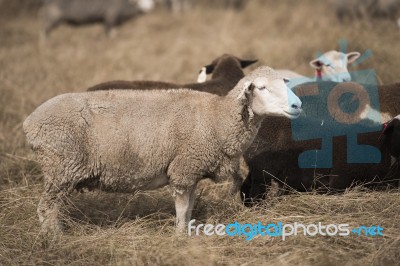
[291,103,300,109]
[342,73,352,82]
[290,98,302,110]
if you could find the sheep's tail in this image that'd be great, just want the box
[23,112,42,150]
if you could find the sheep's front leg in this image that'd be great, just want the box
[174,185,196,233]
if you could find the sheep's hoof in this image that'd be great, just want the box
[38,223,64,248]
[175,226,189,237]
[39,215,65,244]
[230,178,243,195]
[229,186,240,196]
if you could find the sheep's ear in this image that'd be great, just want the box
[380,121,394,140]
[237,81,254,100]
[310,59,323,69]
[346,52,361,64]
[197,67,207,83]
[204,64,215,74]
[383,121,394,135]
[240,59,258,69]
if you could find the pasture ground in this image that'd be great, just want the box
[0,0,399,265]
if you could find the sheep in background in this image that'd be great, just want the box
[308,50,360,82]
[333,0,375,21]
[164,0,192,13]
[39,0,155,40]
[87,54,258,96]
[333,0,400,28]
[378,115,400,186]
[162,0,246,12]
[370,0,400,19]
[23,66,302,235]
[277,50,360,88]
[224,0,246,10]
[241,82,400,206]
[381,115,400,158]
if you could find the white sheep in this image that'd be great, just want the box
[23,66,302,235]
[164,0,192,13]
[39,0,155,40]
[334,0,400,28]
[309,50,361,82]
[277,50,361,88]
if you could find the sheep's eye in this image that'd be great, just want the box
[259,86,267,91]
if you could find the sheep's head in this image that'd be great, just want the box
[197,54,258,83]
[237,67,302,119]
[310,50,360,82]
[134,0,155,13]
[381,115,400,158]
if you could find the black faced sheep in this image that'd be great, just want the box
[241,81,400,206]
[87,54,258,96]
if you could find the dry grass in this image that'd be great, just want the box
[1,0,400,265]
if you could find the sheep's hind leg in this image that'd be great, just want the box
[37,179,70,238]
[230,171,244,195]
[173,184,197,234]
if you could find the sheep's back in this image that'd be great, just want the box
[23,89,222,179]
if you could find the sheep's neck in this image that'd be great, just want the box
[316,69,323,80]
[214,97,260,158]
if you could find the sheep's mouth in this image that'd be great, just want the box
[284,110,302,119]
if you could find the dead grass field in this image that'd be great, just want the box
[1,0,400,265]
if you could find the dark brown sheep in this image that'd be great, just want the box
[87,54,258,96]
[381,115,400,159]
[241,82,400,206]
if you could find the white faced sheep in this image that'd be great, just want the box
[163,0,246,12]
[334,0,400,28]
[308,50,361,82]
[333,0,374,21]
[241,81,400,205]
[164,0,192,13]
[39,0,155,40]
[87,54,258,96]
[224,0,246,10]
[23,66,302,235]
[277,50,361,87]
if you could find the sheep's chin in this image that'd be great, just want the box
[283,110,301,119]
[259,109,301,119]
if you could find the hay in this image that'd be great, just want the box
[1,0,400,264]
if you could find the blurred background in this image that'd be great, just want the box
[2,0,400,160]
[0,0,400,265]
